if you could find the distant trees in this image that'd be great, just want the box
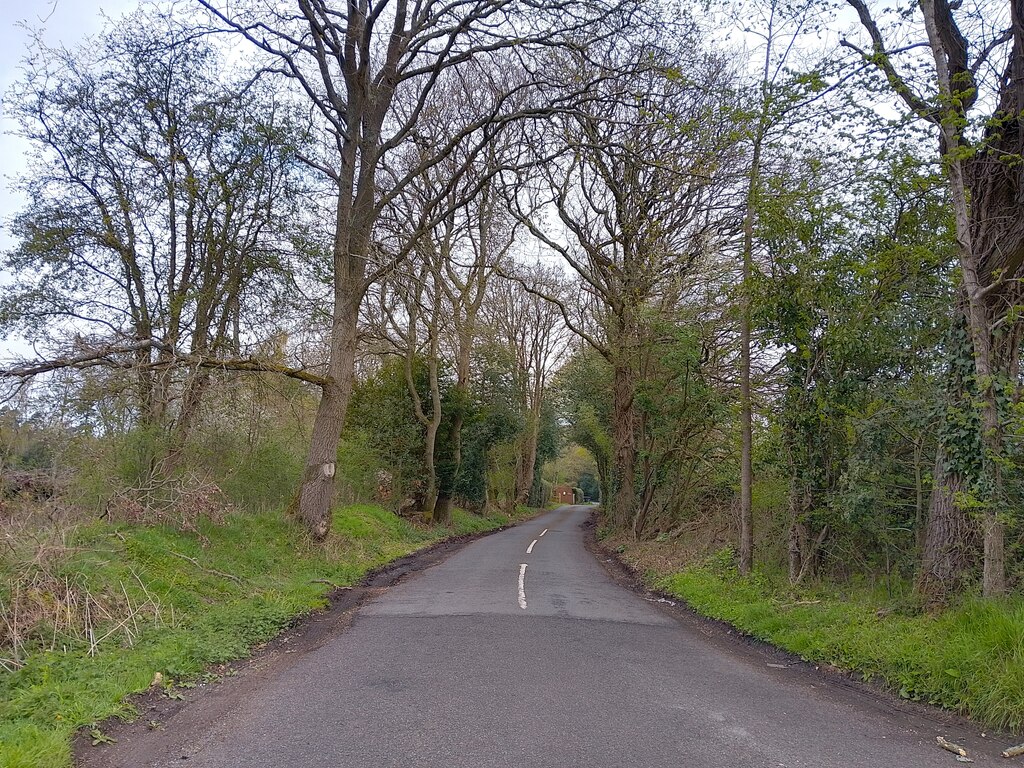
[485,263,570,509]
[513,33,739,533]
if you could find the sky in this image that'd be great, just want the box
[0,0,139,253]
[0,0,139,359]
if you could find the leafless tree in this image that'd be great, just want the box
[486,262,571,509]
[510,39,740,532]
[196,0,642,538]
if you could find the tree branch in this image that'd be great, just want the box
[843,0,939,123]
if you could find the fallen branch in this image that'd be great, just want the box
[0,339,170,378]
[937,737,968,757]
[1,341,328,387]
[168,551,243,585]
[1003,744,1024,759]
[311,579,352,590]
[175,355,329,387]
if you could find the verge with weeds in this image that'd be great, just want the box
[611,538,1024,735]
[0,504,528,768]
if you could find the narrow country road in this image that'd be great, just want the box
[98,506,1000,767]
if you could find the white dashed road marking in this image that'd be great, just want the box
[539,529,548,537]
[518,563,528,609]
[527,539,537,554]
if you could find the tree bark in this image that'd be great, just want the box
[610,359,637,530]
[920,0,1007,595]
[917,447,974,600]
[298,288,361,540]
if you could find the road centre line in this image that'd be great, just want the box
[518,563,528,609]
[527,539,537,554]
[539,528,548,537]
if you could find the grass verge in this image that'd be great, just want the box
[1,504,530,768]
[611,540,1024,734]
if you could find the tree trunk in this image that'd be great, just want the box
[298,291,360,540]
[920,0,1006,596]
[433,492,453,525]
[161,368,211,476]
[422,415,441,521]
[440,324,474,516]
[609,360,637,529]
[917,447,974,600]
[738,135,760,576]
[514,407,541,508]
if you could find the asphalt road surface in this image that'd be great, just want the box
[108,505,1001,767]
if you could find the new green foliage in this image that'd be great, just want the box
[754,149,954,581]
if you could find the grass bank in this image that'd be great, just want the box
[1,504,529,768]
[611,539,1024,734]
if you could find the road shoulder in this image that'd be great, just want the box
[580,511,1012,762]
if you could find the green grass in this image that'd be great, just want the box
[0,504,528,768]
[651,560,1024,733]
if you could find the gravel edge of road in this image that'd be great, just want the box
[579,510,1017,759]
[73,512,539,767]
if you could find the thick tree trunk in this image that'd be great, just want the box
[610,360,636,529]
[433,493,453,525]
[982,510,1005,597]
[921,0,1008,596]
[298,292,360,540]
[917,447,974,600]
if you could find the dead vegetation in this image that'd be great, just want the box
[103,472,231,536]
[603,507,734,575]
[0,472,232,670]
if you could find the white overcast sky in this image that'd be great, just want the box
[0,0,140,253]
[0,0,140,358]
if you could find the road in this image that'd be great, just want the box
[102,505,999,767]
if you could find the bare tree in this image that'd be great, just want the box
[196,0,641,538]
[512,40,740,532]
[486,263,571,509]
[366,80,521,523]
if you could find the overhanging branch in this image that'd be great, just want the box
[1,340,329,388]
